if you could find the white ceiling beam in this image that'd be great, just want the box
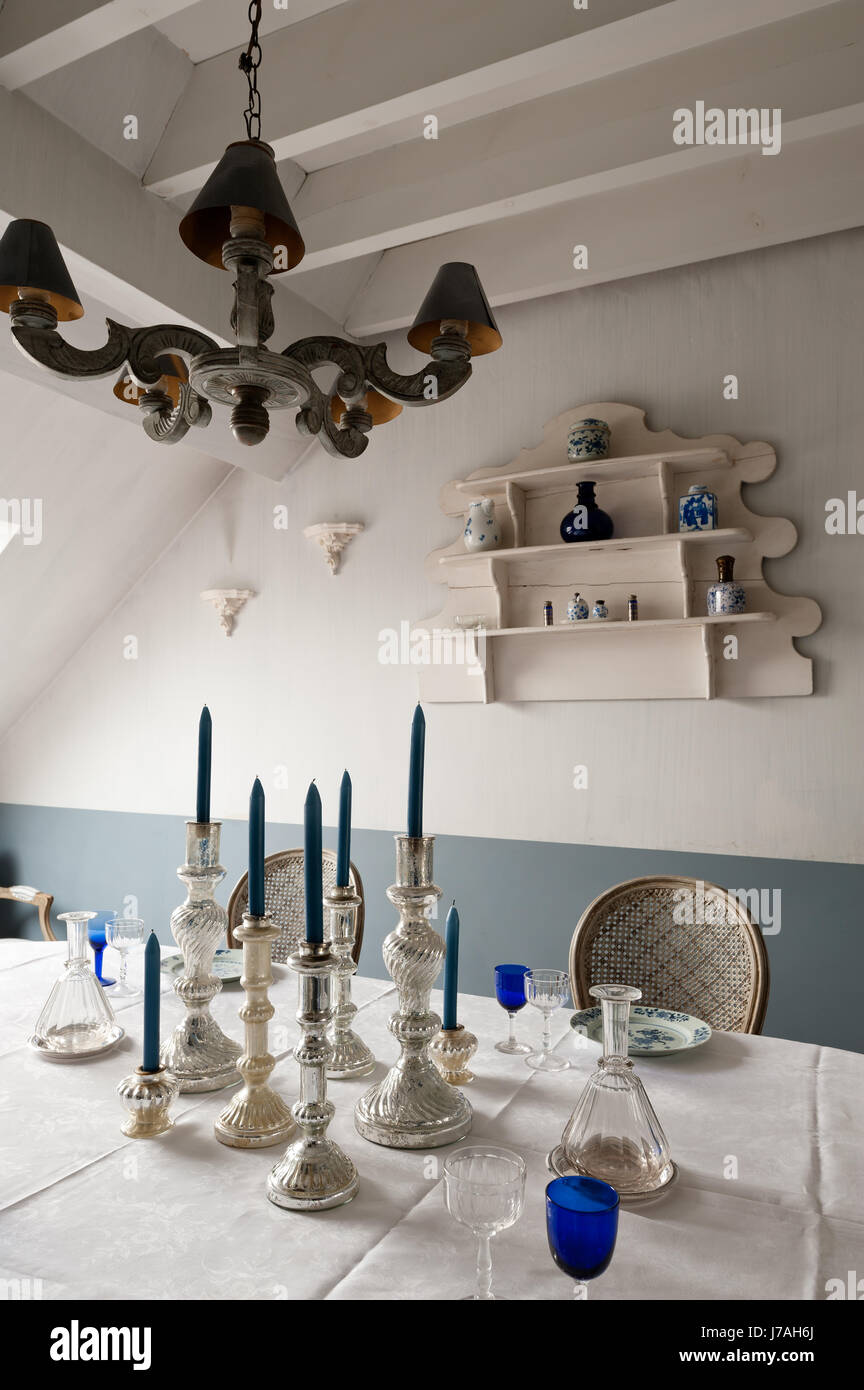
[144,0,844,198]
[0,1,201,89]
[291,20,864,271]
[345,116,864,337]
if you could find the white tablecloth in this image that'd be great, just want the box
[1,941,861,1301]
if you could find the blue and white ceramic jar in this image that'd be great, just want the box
[567,418,611,462]
[567,592,589,621]
[463,497,500,552]
[679,483,718,532]
[707,555,746,615]
[591,599,608,620]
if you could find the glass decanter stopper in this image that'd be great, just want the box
[556,984,675,1198]
[33,912,119,1055]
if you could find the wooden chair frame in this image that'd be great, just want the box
[0,884,56,940]
[569,874,770,1034]
[227,848,364,964]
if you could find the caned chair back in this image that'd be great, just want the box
[0,885,56,941]
[227,849,364,965]
[569,875,769,1033]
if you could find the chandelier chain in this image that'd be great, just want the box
[239,0,264,142]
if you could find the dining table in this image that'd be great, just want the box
[1,938,861,1302]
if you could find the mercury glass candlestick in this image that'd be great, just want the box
[160,821,241,1092]
[266,939,359,1211]
[117,1066,178,1139]
[355,835,472,1148]
[214,913,295,1148]
[430,1023,478,1085]
[325,883,375,1080]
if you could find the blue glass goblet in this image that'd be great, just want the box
[494,964,532,1055]
[88,910,117,986]
[546,1176,619,1299]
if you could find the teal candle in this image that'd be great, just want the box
[196,705,211,823]
[304,781,323,943]
[407,703,425,838]
[142,931,161,1072]
[443,900,460,1031]
[336,769,352,887]
[249,777,265,917]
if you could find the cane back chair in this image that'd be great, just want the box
[569,875,769,1034]
[227,849,364,965]
[0,885,56,940]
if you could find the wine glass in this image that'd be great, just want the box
[105,916,146,998]
[494,963,532,1054]
[87,910,116,986]
[443,1146,526,1301]
[524,968,570,1071]
[546,1175,619,1299]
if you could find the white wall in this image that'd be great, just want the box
[3,229,863,863]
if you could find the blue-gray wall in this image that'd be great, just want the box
[1,802,861,1053]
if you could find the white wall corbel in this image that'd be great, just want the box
[200,588,256,636]
[303,522,364,575]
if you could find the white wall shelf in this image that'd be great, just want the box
[418,402,821,703]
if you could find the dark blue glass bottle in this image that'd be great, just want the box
[560,481,614,543]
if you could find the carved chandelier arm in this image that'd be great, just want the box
[140,383,213,445]
[294,377,369,460]
[363,341,472,405]
[11,317,220,385]
[281,335,368,402]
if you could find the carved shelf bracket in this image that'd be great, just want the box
[303,522,364,576]
[201,588,257,636]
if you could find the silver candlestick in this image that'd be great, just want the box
[214,913,295,1148]
[160,821,241,1092]
[324,884,375,1080]
[266,939,359,1211]
[355,835,472,1149]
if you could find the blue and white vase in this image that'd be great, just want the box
[707,555,746,615]
[679,483,718,532]
[567,418,611,461]
[463,497,500,552]
[591,599,608,621]
[567,592,589,621]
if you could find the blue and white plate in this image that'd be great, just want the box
[161,949,244,983]
[569,1004,711,1055]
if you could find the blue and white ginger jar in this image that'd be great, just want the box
[679,483,718,532]
[567,418,611,462]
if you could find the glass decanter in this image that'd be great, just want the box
[551,984,675,1199]
[32,912,120,1055]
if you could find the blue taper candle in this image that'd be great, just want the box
[336,769,352,887]
[196,705,212,823]
[407,703,425,838]
[443,900,460,1031]
[142,931,161,1072]
[249,777,266,918]
[304,781,324,944]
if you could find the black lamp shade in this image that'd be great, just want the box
[113,354,188,409]
[179,140,305,272]
[407,262,502,356]
[0,219,83,321]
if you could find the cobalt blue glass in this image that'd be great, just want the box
[546,1176,619,1297]
[88,910,117,986]
[559,481,614,543]
[494,963,532,1055]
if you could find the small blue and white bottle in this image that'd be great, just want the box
[591,598,609,621]
[707,556,746,615]
[567,592,589,621]
[679,483,718,532]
